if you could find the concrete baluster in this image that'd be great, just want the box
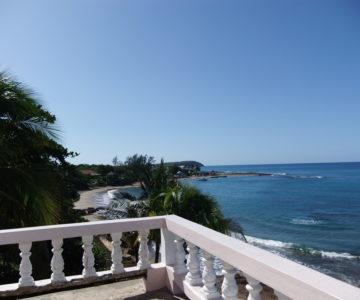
[185,241,202,285]
[160,228,176,266]
[137,230,150,269]
[82,235,97,278]
[174,235,187,274]
[111,232,124,274]
[201,251,220,299]
[245,274,262,300]
[221,261,238,300]
[18,242,35,287]
[51,239,66,283]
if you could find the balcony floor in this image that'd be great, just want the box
[23,279,188,300]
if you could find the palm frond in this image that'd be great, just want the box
[19,117,61,140]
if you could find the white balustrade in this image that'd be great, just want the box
[18,242,35,287]
[201,250,220,299]
[245,274,263,300]
[1,215,360,300]
[82,235,97,278]
[185,241,202,285]
[111,232,124,274]
[174,235,187,274]
[51,239,66,283]
[137,229,150,269]
[221,261,238,300]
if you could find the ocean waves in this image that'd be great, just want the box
[243,235,358,260]
[94,191,113,208]
[94,187,142,208]
[94,188,142,219]
[270,173,324,179]
[290,218,323,225]
[197,163,360,285]
[240,234,360,285]
[220,170,325,179]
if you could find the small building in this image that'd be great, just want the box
[79,169,100,176]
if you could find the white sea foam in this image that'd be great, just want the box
[290,218,322,225]
[242,235,358,260]
[94,192,111,207]
[95,188,135,208]
[107,189,118,199]
[293,175,323,179]
[244,235,294,249]
[270,173,323,179]
[318,251,357,259]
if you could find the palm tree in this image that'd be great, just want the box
[129,184,245,262]
[0,72,62,229]
[152,185,231,233]
[119,157,248,261]
[124,154,156,197]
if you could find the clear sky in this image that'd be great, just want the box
[1,0,360,165]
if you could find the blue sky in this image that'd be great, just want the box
[1,0,360,165]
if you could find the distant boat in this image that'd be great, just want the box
[198,177,208,181]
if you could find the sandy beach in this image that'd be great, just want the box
[75,184,140,210]
[75,173,266,211]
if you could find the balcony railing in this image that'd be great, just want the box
[0,215,359,299]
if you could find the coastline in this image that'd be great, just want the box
[75,184,140,210]
[188,163,360,286]
[75,172,267,211]
[72,163,360,286]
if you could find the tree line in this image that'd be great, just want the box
[0,72,245,283]
[75,157,201,189]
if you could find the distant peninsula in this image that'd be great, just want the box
[164,161,204,169]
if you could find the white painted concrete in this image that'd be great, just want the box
[0,216,166,244]
[165,215,360,300]
[1,215,360,300]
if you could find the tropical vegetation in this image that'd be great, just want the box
[118,157,246,262]
[0,72,92,282]
[0,71,244,281]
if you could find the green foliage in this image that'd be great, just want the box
[0,71,86,281]
[92,240,109,271]
[75,163,137,188]
[0,72,71,229]
[89,176,106,187]
[124,154,156,196]
[152,185,230,233]
[62,238,84,276]
[112,156,121,167]
[167,164,182,176]
[151,159,177,197]
[122,154,234,235]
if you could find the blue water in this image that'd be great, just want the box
[187,162,360,286]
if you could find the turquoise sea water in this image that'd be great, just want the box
[186,162,360,286]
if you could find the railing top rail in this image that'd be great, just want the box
[1,215,359,300]
[0,216,166,245]
[165,215,360,300]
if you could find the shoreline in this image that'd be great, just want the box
[75,183,140,210]
[73,174,360,286]
[75,172,268,212]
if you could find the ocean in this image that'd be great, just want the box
[185,162,360,286]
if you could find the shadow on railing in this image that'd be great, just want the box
[0,215,359,300]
